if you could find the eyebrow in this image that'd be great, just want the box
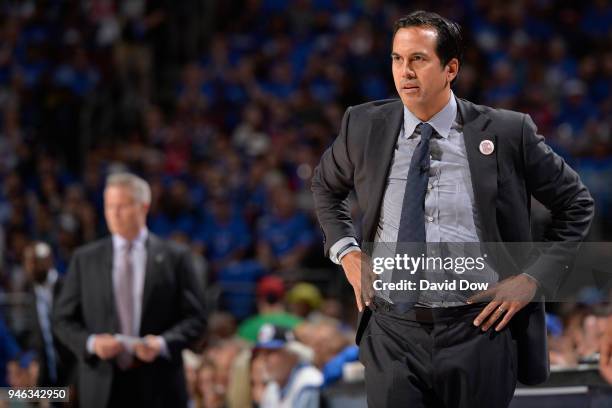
[391,51,429,58]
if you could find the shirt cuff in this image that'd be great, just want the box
[157,336,170,359]
[86,334,96,355]
[329,237,360,265]
[521,272,541,288]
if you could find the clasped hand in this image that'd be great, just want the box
[468,274,538,331]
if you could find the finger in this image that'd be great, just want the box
[482,303,508,331]
[495,307,517,331]
[601,339,612,367]
[601,367,612,384]
[363,272,375,306]
[354,288,364,312]
[361,289,370,308]
[473,300,501,326]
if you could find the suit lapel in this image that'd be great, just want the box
[456,97,501,242]
[141,234,162,333]
[363,101,404,244]
[101,239,120,332]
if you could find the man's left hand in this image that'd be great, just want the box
[134,335,163,362]
[599,317,612,384]
[468,274,538,332]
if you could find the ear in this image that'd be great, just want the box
[446,58,459,82]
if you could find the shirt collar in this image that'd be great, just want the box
[112,227,148,251]
[403,91,457,139]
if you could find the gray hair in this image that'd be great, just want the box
[105,172,151,205]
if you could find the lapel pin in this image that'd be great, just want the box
[479,139,494,155]
[155,254,164,263]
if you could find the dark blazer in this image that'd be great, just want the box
[53,234,206,408]
[23,277,75,387]
[311,97,594,385]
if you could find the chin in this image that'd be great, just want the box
[400,95,420,106]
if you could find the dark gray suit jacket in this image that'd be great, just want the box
[53,234,206,408]
[311,97,594,385]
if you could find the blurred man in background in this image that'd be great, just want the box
[22,241,74,387]
[53,173,206,408]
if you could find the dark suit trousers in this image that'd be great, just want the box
[106,362,188,408]
[107,365,146,408]
[359,303,518,408]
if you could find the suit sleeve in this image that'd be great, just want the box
[311,106,358,256]
[52,252,91,360]
[521,113,595,296]
[161,249,206,361]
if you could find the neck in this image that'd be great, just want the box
[117,227,144,242]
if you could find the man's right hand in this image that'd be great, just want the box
[92,334,124,360]
[341,251,375,312]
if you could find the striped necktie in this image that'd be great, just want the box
[391,123,433,307]
[397,122,433,243]
[116,241,134,369]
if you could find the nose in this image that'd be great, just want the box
[402,61,416,79]
[108,206,121,219]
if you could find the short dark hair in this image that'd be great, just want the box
[393,11,464,68]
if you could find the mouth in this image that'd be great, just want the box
[401,85,419,93]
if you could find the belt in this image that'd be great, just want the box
[370,297,484,323]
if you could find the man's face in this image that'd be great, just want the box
[263,349,296,385]
[391,26,457,114]
[104,185,148,239]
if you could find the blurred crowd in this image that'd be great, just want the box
[0,0,610,405]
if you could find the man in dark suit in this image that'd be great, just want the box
[311,11,594,408]
[53,172,206,408]
[22,241,74,387]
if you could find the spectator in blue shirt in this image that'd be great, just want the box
[194,196,251,273]
[256,187,314,272]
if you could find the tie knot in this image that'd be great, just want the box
[417,122,433,141]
